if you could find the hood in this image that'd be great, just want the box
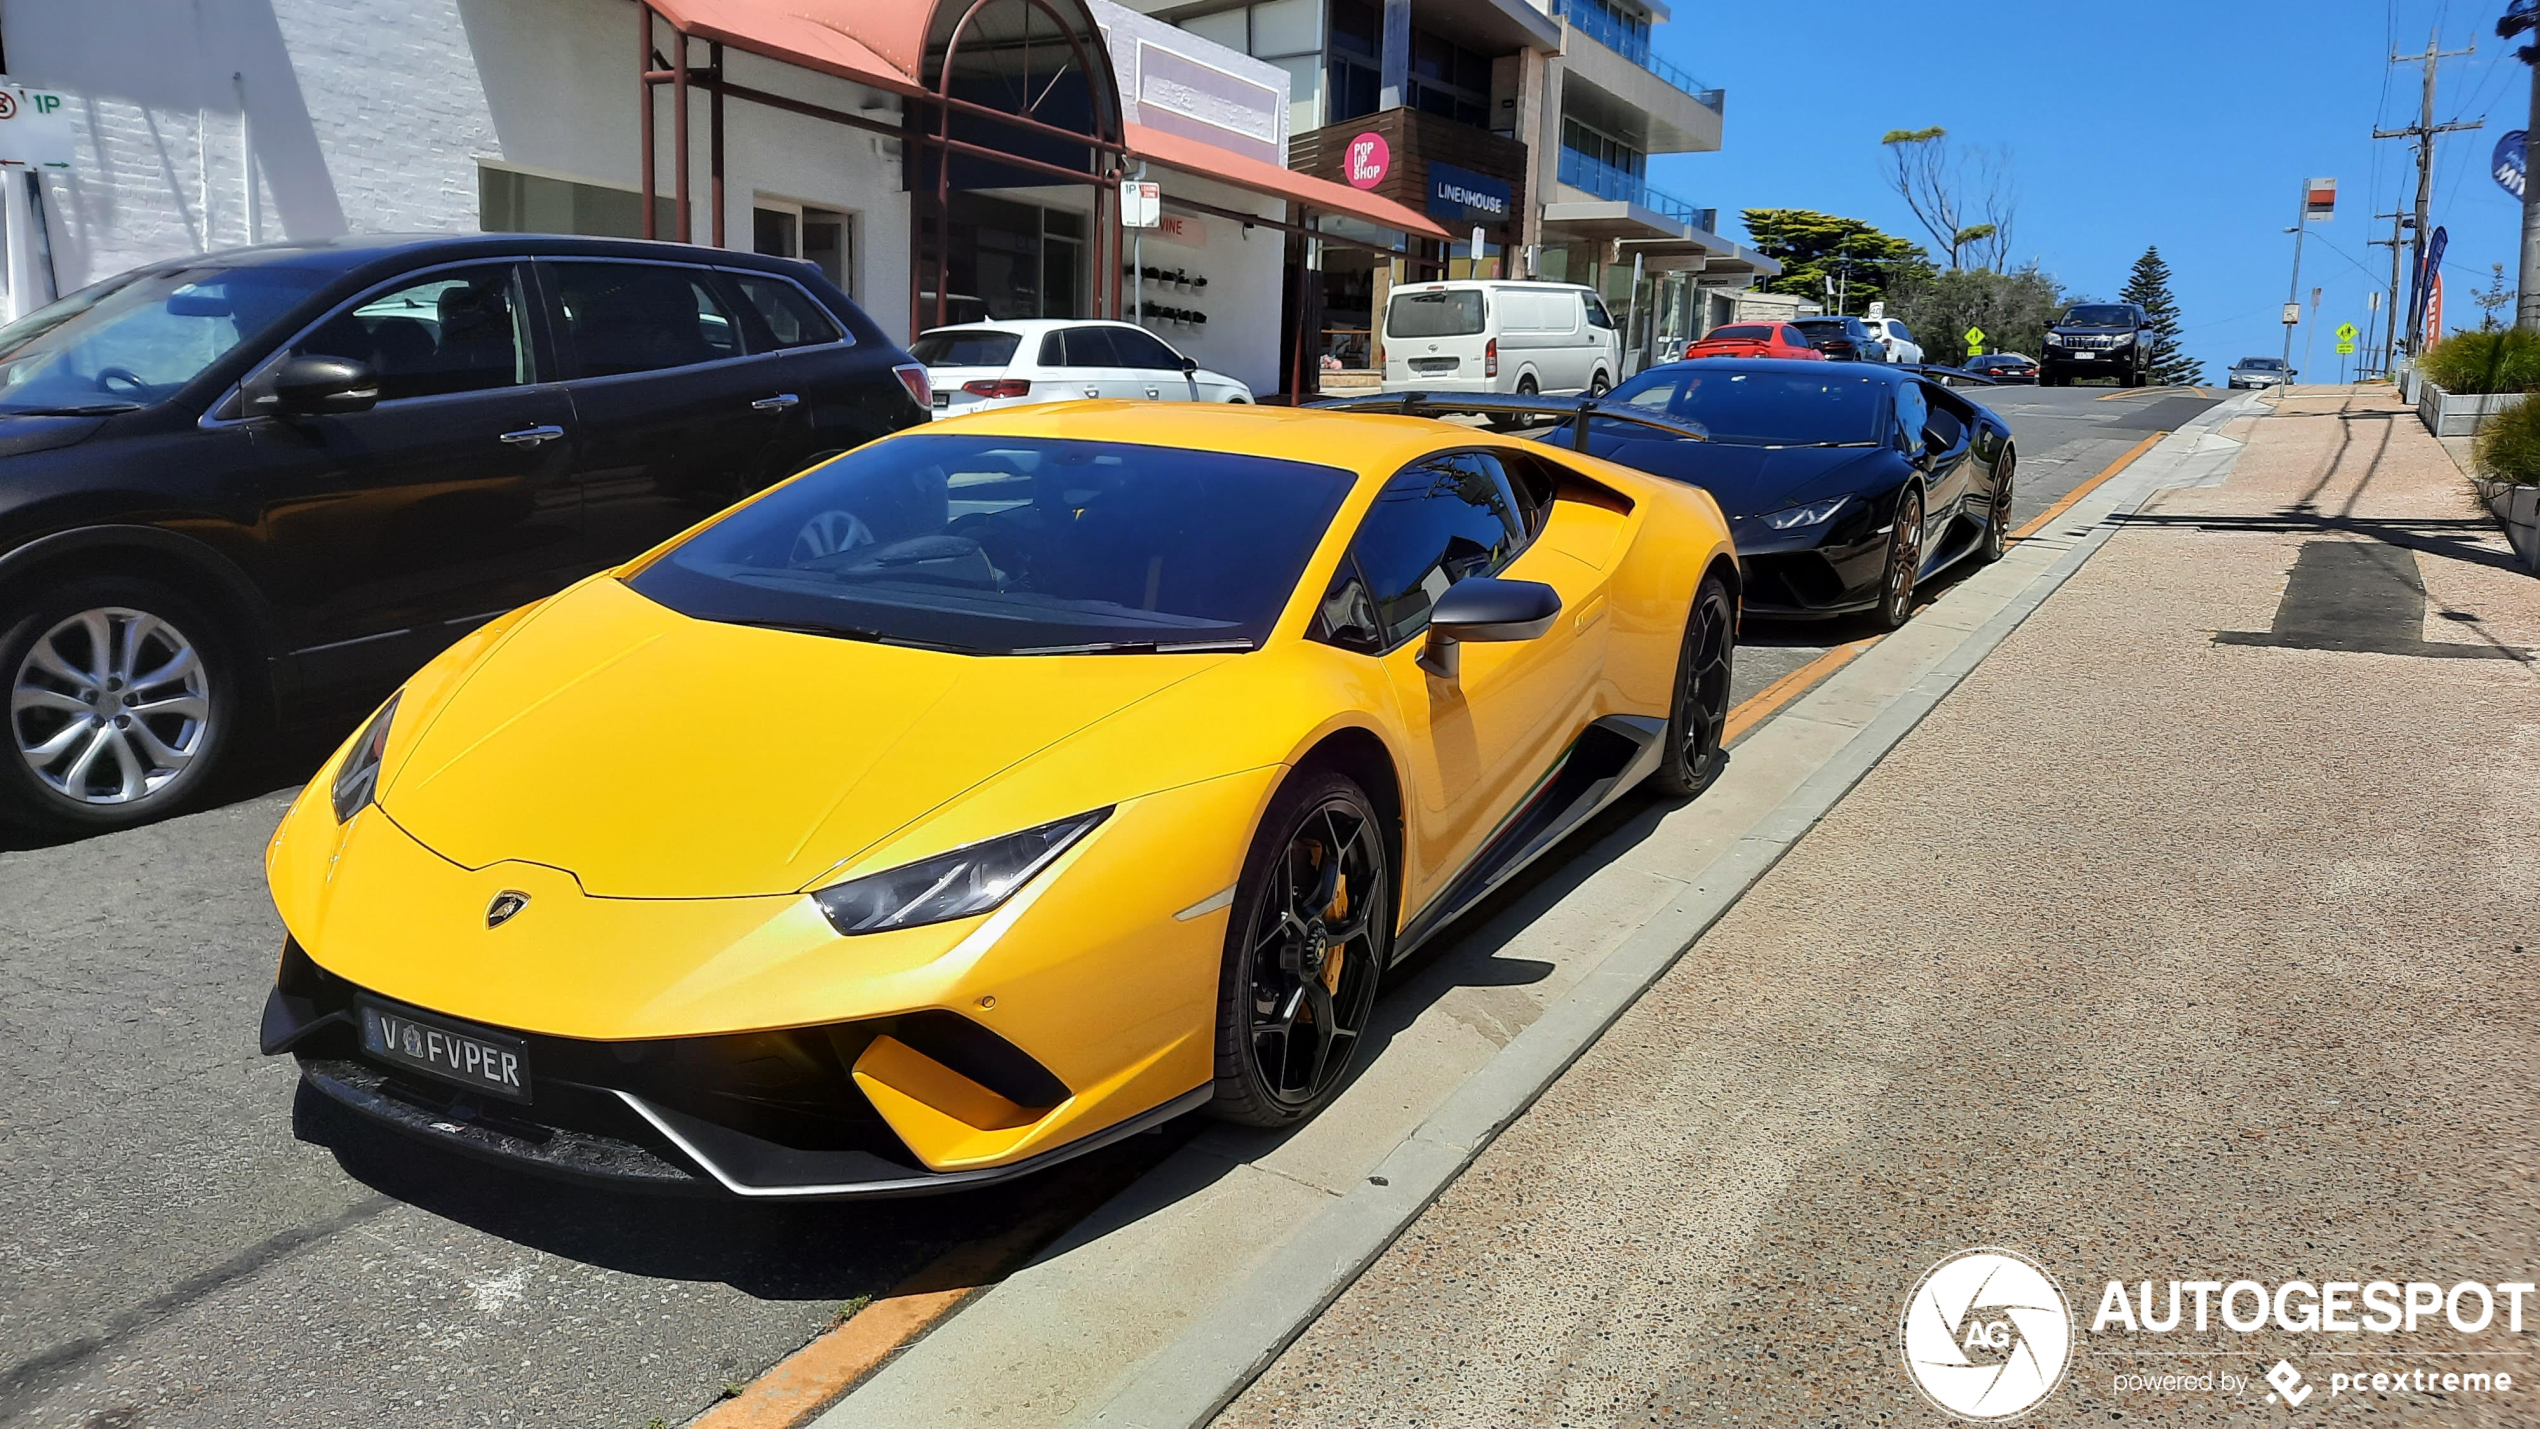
[379,578,1224,897]
[1586,435,1894,520]
[0,414,108,458]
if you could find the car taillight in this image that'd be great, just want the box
[1485,338,1498,378]
[961,379,1032,399]
[892,363,932,408]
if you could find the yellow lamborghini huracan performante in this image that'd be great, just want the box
[260,401,1738,1197]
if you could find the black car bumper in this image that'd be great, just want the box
[1732,527,1892,618]
[264,940,1195,1199]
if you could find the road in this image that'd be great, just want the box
[1733,382,2224,706]
[0,383,2205,1429]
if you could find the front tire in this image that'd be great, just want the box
[0,575,243,833]
[1873,487,1926,631]
[1210,771,1391,1128]
[1651,571,1736,797]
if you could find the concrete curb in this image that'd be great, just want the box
[813,392,2268,1429]
[1076,391,2268,1429]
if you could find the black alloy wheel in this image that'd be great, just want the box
[1874,487,1925,631]
[0,574,241,833]
[1515,374,1539,396]
[1588,370,1612,397]
[1652,571,1737,797]
[1978,445,2017,564]
[1211,771,1391,1127]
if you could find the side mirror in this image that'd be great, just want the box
[268,356,380,416]
[1418,577,1563,678]
[1180,357,1199,376]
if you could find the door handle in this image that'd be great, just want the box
[499,425,564,447]
[1145,387,1161,399]
[1085,387,1101,399]
[751,393,800,412]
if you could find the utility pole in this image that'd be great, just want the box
[2502,0,2540,328]
[2368,208,2412,375]
[2281,195,2309,380]
[2373,29,2480,361]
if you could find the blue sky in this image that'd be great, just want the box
[1647,1,2531,380]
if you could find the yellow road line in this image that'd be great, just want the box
[2010,429,2166,540]
[693,1209,1073,1429]
[1723,637,1879,745]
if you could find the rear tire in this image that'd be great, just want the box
[1210,771,1391,1128]
[1588,370,1612,397]
[1650,572,1736,797]
[0,575,243,833]
[1515,374,1538,396]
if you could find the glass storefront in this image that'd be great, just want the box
[917,194,1086,323]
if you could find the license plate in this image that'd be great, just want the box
[359,999,532,1102]
[931,393,950,408]
[1410,358,1458,373]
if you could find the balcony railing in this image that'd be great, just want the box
[1551,0,1724,113]
[1556,146,1715,232]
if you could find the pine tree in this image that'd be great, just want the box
[2118,246,2202,385]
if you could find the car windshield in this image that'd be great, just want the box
[910,329,1022,367]
[1705,325,1772,341]
[2063,305,2134,327]
[2238,358,2284,370]
[628,434,1356,654]
[0,264,329,413]
[1595,367,1889,445]
[1387,290,1485,338]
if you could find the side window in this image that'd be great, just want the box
[548,261,743,379]
[1059,326,1122,367]
[1108,326,1185,371]
[1921,384,1966,451]
[292,264,531,402]
[1892,381,1930,454]
[1891,321,1912,342]
[1316,455,1527,652]
[1582,294,1616,330]
[725,272,844,349]
[1781,326,1808,347]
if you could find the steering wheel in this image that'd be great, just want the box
[95,366,151,399]
[790,510,877,564]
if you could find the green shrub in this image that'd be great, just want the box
[2420,328,2540,394]
[2472,390,2540,485]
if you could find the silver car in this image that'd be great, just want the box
[2227,357,2291,389]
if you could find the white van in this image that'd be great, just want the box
[1380,280,1623,396]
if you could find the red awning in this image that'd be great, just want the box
[644,0,929,96]
[1126,122,1452,242]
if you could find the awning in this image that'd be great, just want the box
[1125,121,1452,242]
[643,0,930,96]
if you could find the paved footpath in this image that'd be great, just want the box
[1217,386,2540,1427]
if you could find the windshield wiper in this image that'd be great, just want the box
[4,403,141,416]
[1757,440,1881,449]
[1008,638,1256,656]
[714,616,973,653]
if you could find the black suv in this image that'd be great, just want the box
[1791,315,1890,362]
[2040,302,2152,387]
[0,233,930,833]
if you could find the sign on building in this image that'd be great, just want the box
[1121,179,1160,228]
[0,82,74,170]
[1426,160,1510,226]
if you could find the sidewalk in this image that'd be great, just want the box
[1214,387,2540,1426]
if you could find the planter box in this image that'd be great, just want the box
[2418,380,2528,437]
[2483,479,2540,573]
[2399,367,2422,405]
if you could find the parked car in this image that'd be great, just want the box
[1861,316,1924,364]
[259,402,1741,1197]
[1964,353,2040,383]
[913,319,1252,418]
[1380,280,1622,397]
[0,233,930,834]
[2227,357,2292,389]
[2041,302,2154,387]
[1791,315,1891,363]
[1683,323,1825,362]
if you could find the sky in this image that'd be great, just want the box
[1645,1,2532,380]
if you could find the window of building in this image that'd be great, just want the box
[479,166,676,240]
[1560,116,1645,177]
[1408,30,1489,127]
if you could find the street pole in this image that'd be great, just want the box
[2280,190,2307,380]
[2374,30,2479,361]
[2521,41,2540,325]
[2301,286,2323,384]
[2370,210,2410,375]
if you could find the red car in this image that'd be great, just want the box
[1683,323,1826,361]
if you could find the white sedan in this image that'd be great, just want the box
[911,318,1254,417]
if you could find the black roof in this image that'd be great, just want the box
[131,232,824,281]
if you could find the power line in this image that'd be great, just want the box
[2371,28,2481,366]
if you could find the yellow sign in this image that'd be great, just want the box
[1963,326,1986,354]
[2335,322,2359,341]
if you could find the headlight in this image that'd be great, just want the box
[1763,498,1850,530]
[330,694,400,823]
[813,808,1110,935]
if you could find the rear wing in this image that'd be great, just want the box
[1894,364,2002,387]
[1305,391,1712,450]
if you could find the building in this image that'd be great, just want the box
[1125,0,1776,382]
[0,0,1452,398]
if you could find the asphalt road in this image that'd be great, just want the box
[1732,381,2225,708]
[0,380,2213,1429]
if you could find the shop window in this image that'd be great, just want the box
[480,166,676,240]
[1328,54,1381,124]
[1329,0,1377,56]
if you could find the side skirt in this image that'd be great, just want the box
[1390,714,1667,965]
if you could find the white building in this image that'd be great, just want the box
[0,0,1448,398]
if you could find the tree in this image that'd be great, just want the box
[1890,264,2066,367]
[2476,263,2513,331]
[1879,126,2018,271]
[1740,209,1933,313]
[2117,246,2202,385]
